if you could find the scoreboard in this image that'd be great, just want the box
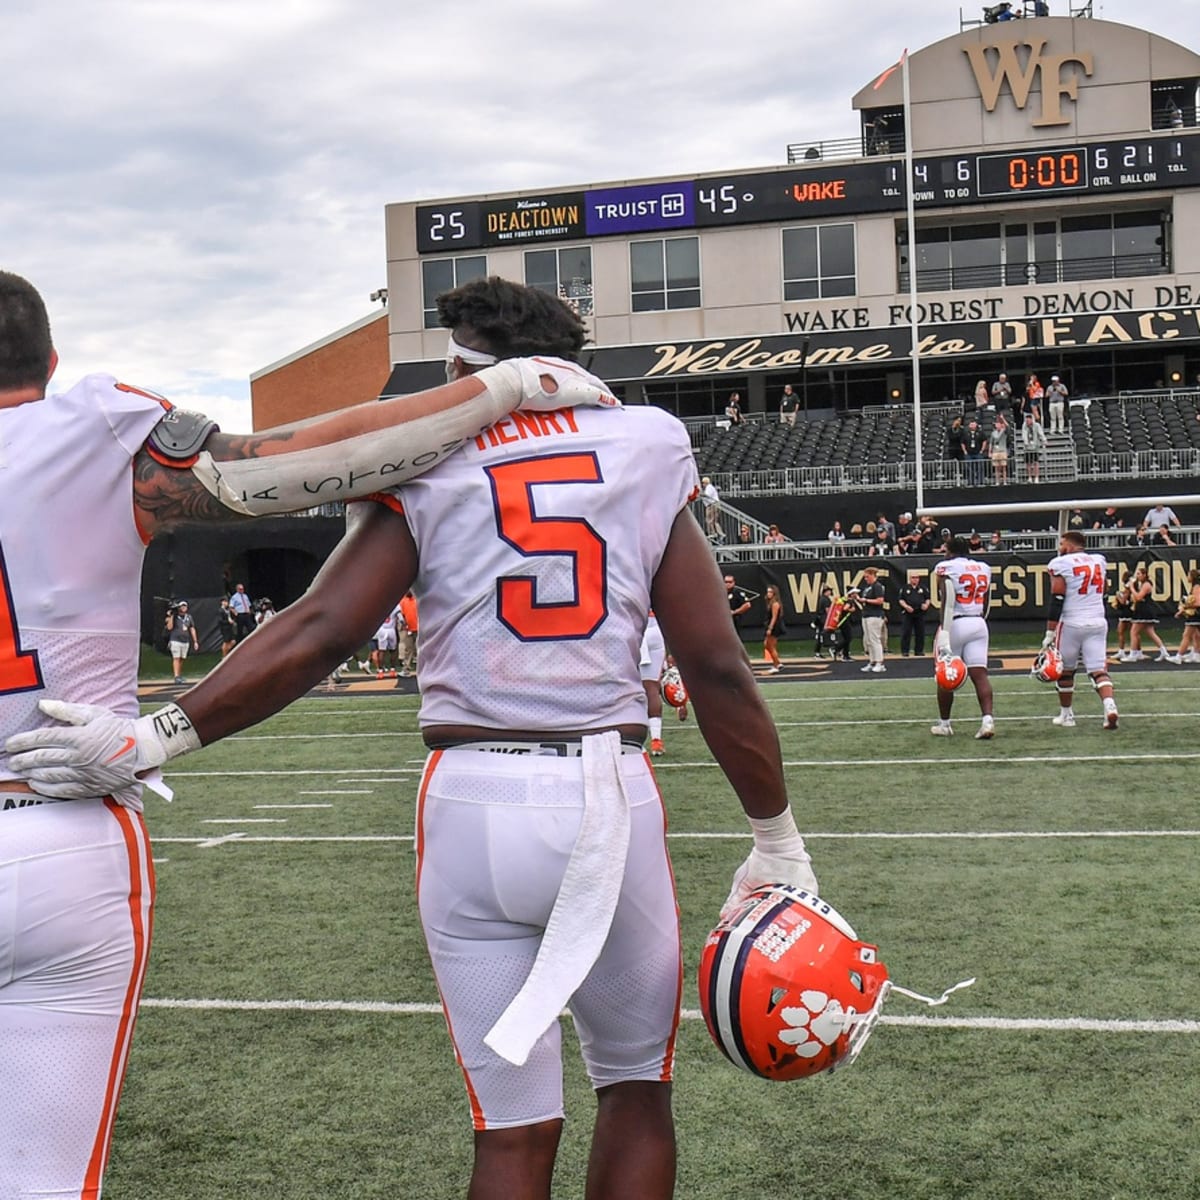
[416,132,1200,253]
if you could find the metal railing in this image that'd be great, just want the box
[899,253,1165,292]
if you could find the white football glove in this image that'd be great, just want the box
[4,699,200,802]
[1042,629,1057,649]
[476,357,620,414]
[721,807,818,921]
[933,628,951,658]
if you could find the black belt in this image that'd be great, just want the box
[429,738,646,757]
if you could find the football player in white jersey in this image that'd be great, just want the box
[1044,530,1119,729]
[931,535,996,739]
[0,269,617,1200]
[640,611,667,754]
[11,278,820,1200]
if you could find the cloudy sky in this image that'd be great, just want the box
[7,0,1183,432]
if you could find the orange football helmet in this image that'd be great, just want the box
[934,652,968,691]
[1031,645,1064,683]
[661,665,689,709]
[698,885,890,1081]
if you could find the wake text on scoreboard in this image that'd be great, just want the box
[415,132,1200,253]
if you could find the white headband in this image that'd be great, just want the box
[446,334,498,366]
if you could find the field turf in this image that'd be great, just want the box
[103,659,1199,1199]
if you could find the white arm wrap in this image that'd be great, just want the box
[190,359,614,517]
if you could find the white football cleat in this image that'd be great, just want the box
[1184,651,1200,664]
[930,722,954,736]
[1052,712,1076,727]
[975,716,996,740]
[1103,701,1119,730]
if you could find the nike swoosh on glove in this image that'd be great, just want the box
[477,357,620,414]
[721,847,820,923]
[4,699,200,803]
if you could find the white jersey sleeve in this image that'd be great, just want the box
[388,403,699,731]
[0,375,168,783]
[935,556,993,618]
[1048,551,1109,623]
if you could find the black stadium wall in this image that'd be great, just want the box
[726,548,1200,636]
[140,516,346,652]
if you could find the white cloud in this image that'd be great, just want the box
[7,0,1187,433]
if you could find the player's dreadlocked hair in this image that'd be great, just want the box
[945,535,970,557]
[0,271,53,391]
[436,276,587,361]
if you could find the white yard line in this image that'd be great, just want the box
[137,996,1199,1034]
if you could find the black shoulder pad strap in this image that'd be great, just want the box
[148,408,219,461]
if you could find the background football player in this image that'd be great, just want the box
[931,535,995,739]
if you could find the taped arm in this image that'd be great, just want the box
[134,360,617,535]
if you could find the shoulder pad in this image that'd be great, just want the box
[148,407,219,462]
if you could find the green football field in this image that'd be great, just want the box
[102,666,1199,1199]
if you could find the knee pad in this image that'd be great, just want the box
[1089,672,1111,692]
[1055,674,1075,698]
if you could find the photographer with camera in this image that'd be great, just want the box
[165,600,199,685]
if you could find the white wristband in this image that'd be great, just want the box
[136,703,203,764]
[747,807,804,854]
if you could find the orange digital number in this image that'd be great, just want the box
[1072,562,1105,594]
[0,545,42,694]
[486,453,608,640]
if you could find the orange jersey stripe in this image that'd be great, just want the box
[82,801,155,1197]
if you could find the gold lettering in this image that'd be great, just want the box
[1085,315,1134,345]
[1139,311,1178,340]
[964,39,1093,127]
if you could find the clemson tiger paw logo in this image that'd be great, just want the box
[777,991,848,1058]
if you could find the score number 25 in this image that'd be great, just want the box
[426,211,467,242]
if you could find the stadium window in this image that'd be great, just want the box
[525,246,595,317]
[421,255,487,329]
[630,237,701,312]
[782,224,856,300]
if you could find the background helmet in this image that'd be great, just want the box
[934,653,968,691]
[1031,646,1064,683]
[698,885,890,1081]
[661,665,688,709]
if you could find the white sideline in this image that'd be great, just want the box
[136,996,1199,1034]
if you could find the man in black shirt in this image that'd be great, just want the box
[724,574,751,628]
[897,572,931,656]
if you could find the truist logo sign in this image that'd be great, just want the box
[964,37,1094,127]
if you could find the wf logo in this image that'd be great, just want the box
[964,38,1094,127]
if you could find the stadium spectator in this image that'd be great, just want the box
[1143,503,1182,531]
[947,414,966,481]
[724,391,744,425]
[868,526,895,557]
[763,524,787,545]
[1044,532,1120,729]
[858,566,887,673]
[700,475,722,539]
[399,589,419,676]
[1024,373,1045,424]
[875,512,897,542]
[738,523,754,544]
[985,530,1006,553]
[1128,563,1171,661]
[0,268,615,1200]
[894,511,916,548]
[967,531,985,555]
[1093,506,1123,530]
[1021,413,1046,482]
[974,379,990,410]
[963,419,987,486]
[897,572,930,656]
[931,535,995,739]
[10,276,820,1200]
[724,574,752,629]
[991,372,1014,419]
[779,383,800,426]
[218,597,238,657]
[1167,567,1200,664]
[813,585,835,659]
[762,583,787,673]
[1067,508,1088,529]
[1111,574,1136,662]
[165,600,199,685]
[827,520,847,554]
[906,516,938,555]
[1045,375,1069,434]
[989,413,1010,484]
[229,582,256,641]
